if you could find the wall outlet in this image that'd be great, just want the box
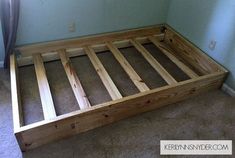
[68,22,76,32]
[209,40,217,51]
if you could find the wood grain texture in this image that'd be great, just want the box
[130,39,177,85]
[12,25,228,151]
[106,42,150,92]
[33,54,57,120]
[10,54,23,130]
[59,50,91,109]
[15,72,226,150]
[84,46,122,100]
[17,35,164,67]
[17,25,164,57]
[164,25,228,75]
[148,36,198,79]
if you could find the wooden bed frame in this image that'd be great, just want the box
[11,24,228,151]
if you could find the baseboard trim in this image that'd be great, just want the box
[222,83,235,97]
[0,61,3,68]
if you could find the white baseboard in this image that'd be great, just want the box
[222,83,235,97]
[0,61,3,68]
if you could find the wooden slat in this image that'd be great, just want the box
[106,42,150,92]
[58,50,91,109]
[17,25,164,56]
[10,54,24,130]
[148,36,198,79]
[17,36,164,67]
[130,39,177,85]
[84,46,122,100]
[16,71,227,151]
[33,54,56,120]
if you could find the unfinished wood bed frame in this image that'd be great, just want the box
[11,24,228,151]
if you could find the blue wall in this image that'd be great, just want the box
[167,0,235,90]
[2,0,234,91]
[16,0,170,45]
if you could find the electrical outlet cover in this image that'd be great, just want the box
[69,22,76,32]
[209,40,217,51]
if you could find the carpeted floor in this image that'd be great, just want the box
[0,45,234,158]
